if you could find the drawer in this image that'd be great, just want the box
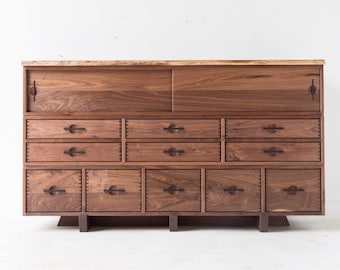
[226,143,320,162]
[27,69,171,112]
[26,169,81,212]
[127,143,220,162]
[27,143,121,162]
[27,120,121,139]
[226,119,320,139]
[266,169,321,212]
[86,170,141,212]
[126,119,220,138]
[174,66,321,112]
[206,169,260,212]
[146,170,201,211]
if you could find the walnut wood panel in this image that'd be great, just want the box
[226,119,320,139]
[127,143,220,162]
[86,170,141,211]
[266,169,321,212]
[27,120,121,139]
[206,169,260,212]
[226,143,320,162]
[27,143,121,162]
[126,119,220,138]
[27,69,171,112]
[26,169,81,212]
[174,66,321,112]
[146,170,200,211]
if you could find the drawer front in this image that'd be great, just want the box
[174,66,321,112]
[226,143,320,162]
[127,143,220,162]
[26,169,81,212]
[206,169,260,212]
[27,120,121,139]
[27,143,121,162]
[126,119,220,139]
[146,170,201,211]
[27,69,171,112]
[86,170,141,212]
[266,169,321,212]
[226,119,320,139]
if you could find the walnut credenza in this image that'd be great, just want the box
[23,60,325,232]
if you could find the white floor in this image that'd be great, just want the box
[1,202,339,270]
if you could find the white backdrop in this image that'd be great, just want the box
[0,0,339,218]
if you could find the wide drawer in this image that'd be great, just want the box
[27,120,121,139]
[26,169,81,212]
[226,143,320,162]
[86,170,141,212]
[27,69,171,112]
[146,170,201,211]
[266,169,321,212]
[27,143,121,162]
[226,119,320,139]
[126,119,220,138]
[206,169,260,212]
[127,143,220,162]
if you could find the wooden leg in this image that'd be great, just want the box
[169,213,178,232]
[258,213,269,232]
[79,214,89,232]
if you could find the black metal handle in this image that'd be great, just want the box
[163,148,185,157]
[43,186,66,195]
[163,185,184,195]
[104,186,125,195]
[64,124,86,134]
[223,186,244,195]
[263,124,284,133]
[283,185,304,195]
[29,80,37,102]
[263,147,284,156]
[163,124,185,133]
[309,79,317,101]
[64,147,86,157]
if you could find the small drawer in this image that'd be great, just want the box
[206,169,260,212]
[226,119,320,139]
[86,170,141,212]
[266,169,321,212]
[26,169,81,212]
[146,170,200,211]
[126,119,220,138]
[27,120,121,139]
[127,143,220,162]
[226,143,320,162]
[27,143,121,162]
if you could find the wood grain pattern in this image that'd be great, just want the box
[266,169,321,212]
[226,142,320,162]
[146,170,201,212]
[86,170,141,211]
[126,119,220,138]
[26,169,81,212]
[27,120,121,139]
[206,169,260,212]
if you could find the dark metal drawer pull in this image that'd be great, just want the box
[163,148,185,157]
[283,186,304,195]
[43,186,66,195]
[163,185,184,195]
[263,124,284,133]
[309,79,317,101]
[64,124,86,133]
[29,80,37,102]
[64,147,86,157]
[104,186,125,195]
[223,186,244,195]
[263,147,284,156]
[163,124,185,133]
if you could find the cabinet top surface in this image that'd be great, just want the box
[22,60,325,67]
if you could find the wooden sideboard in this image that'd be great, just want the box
[23,60,325,232]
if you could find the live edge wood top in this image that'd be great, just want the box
[22,60,325,67]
